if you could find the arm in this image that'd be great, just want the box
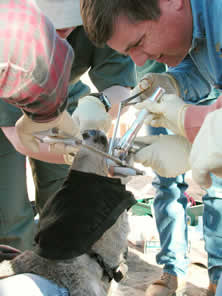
[167,55,211,103]
[190,108,222,188]
[0,0,74,122]
[2,127,65,164]
[184,95,222,142]
[0,1,81,153]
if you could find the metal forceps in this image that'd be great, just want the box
[34,128,145,175]
[108,89,147,155]
[108,87,165,158]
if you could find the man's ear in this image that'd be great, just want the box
[170,0,183,11]
[159,0,183,12]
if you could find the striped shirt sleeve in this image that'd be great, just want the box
[0,0,74,122]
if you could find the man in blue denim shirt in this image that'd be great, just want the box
[80,0,222,295]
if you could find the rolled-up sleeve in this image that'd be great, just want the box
[167,55,211,103]
[0,0,74,122]
[184,96,222,143]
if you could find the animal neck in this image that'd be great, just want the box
[91,211,129,268]
[71,148,108,177]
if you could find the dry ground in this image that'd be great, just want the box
[110,174,208,296]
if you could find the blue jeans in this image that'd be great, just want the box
[148,126,222,283]
[203,175,222,284]
[216,273,222,296]
[0,273,69,296]
[147,126,189,277]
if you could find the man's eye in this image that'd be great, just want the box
[134,39,143,50]
[137,39,144,48]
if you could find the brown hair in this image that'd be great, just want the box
[80,0,160,47]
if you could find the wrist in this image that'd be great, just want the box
[163,73,180,96]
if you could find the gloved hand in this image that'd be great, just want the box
[15,110,80,153]
[135,94,189,136]
[63,152,75,165]
[190,109,222,188]
[72,95,112,133]
[49,142,78,165]
[132,73,180,103]
[134,134,191,178]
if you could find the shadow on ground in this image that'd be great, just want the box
[111,245,209,295]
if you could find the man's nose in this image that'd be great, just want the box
[130,51,149,66]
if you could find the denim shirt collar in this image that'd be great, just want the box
[189,0,205,52]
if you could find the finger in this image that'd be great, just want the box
[135,100,165,116]
[59,111,80,137]
[134,100,152,110]
[49,143,79,154]
[144,114,160,125]
[139,78,151,90]
[134,108,156,125]
[134,146,152,167]
[63,153,75,165]
[65,145,80,154]
[148,118,164,127]
[131,85,141,97]
[143,113,154,125]
[135,135,159,145]
[145,100,166,114]
[49,143,62,153]
[25,136,40,153]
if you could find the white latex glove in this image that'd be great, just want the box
[72,95,112,133]
[134,134,191,178]
[15,110,80,153]
[132,73,180,103]
[135,94,189,136]
[63,153,75,165]
[190,109,222,188]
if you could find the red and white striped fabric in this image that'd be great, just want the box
[0,0,74,122]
